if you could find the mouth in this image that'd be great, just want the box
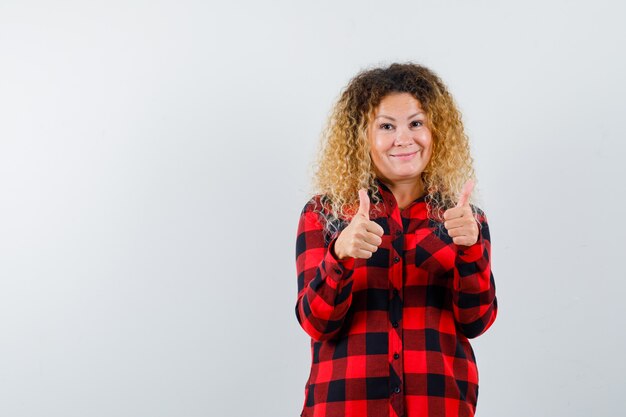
[390,150,420,159]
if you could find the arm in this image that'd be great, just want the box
[294,199,356,342]
[451,206,498,339]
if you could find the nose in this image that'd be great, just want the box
[394,128,413,146]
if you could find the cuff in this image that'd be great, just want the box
[456,228,485,263]
[324,236,356,282]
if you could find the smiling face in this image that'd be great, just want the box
[367,92,433,188]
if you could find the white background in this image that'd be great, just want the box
[1,1,625,416]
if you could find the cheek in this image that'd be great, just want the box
[424,148,434,165]
[371,138,389,159]
[422,136,434,156]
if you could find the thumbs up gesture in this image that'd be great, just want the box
[333,189,385,260]
[443,179,480,247]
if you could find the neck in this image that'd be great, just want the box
[379,177,426,208]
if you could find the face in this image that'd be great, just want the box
[367,92,433,186]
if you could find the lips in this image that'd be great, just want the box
[391,150,420,157]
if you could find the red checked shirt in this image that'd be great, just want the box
[295,178,497,417]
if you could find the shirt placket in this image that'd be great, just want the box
[387,198,405,417]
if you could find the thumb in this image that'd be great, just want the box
[455,179,475,208]
[357,188,370,219]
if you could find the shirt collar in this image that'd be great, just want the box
[374,177,392,197]
[374,177,428,213]
[373,177,395,215]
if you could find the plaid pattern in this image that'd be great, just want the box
[295,178,497,417]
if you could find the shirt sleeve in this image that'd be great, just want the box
[294,199,356,342]
[451,206,498,339]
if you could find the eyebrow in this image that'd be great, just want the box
[374,112,424,121]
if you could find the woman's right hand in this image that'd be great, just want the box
[333,189,385,260]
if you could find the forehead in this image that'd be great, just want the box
[374,92,423,113]
[369,93,425,122]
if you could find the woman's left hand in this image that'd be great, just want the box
[443,179,479,247]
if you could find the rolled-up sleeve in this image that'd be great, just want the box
[295,200,355,342]
[451,207,498,339]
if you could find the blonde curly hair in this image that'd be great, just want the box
[306,61,484,239]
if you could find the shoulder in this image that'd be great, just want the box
[470,204,488,221]
[299,195,349,242]
[299,195,336,230]
[470,203,486,218]
[300,194,327,217]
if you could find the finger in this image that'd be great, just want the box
[453,235,476,247]
[455,179,475,208]
[365,221,385,237]
[361,229,383,247]
[357,188,370,219]
[445,207,473,225]
[448,220,478,241]
[443,206,464,221]
[452,236,469,246]
[355,248,374,259]
[444,217,464,230]
[358,240,380,254]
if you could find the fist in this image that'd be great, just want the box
[333,188,385,260]
[443,179,480,248]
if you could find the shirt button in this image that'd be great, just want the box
[394,386,401,394]
[392,321,398,328]
[393,353,400,360]
[334,268,341,274]
[459,250,465,256]
[393,256,400,263]
[393,289,399,296]
[395,230,402,236]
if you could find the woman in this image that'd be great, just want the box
[294,62,497,417]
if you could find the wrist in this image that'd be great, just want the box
[331,239,345,260]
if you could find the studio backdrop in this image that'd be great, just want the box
[0,1,624,416]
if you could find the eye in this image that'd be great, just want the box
[379,123,394,130]
[412,120,424,127]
